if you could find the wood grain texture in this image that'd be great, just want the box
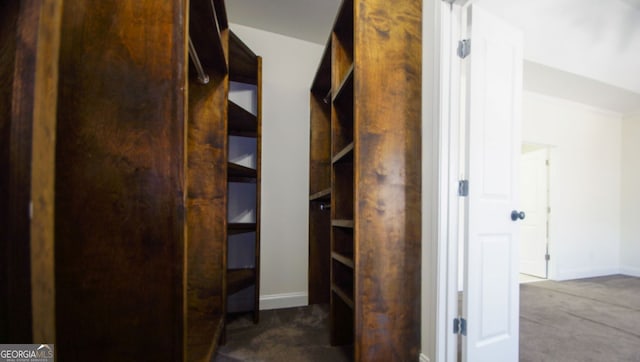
[309,88,332,306]
[0,0,19,343]
[55,1,187,360]
[186,55,228,361]
[353,0,422,360]
[309,94,331,195]
[23,0,62,344]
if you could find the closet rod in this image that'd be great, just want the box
[188,37,210,85]
[323,90,332,104]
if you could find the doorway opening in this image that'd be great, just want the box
[519,144,550,283]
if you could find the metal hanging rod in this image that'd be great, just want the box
[320,203,331,211]
[323,90,332,104]
[188,37,210,85]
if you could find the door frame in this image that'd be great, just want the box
[520,144,551,279]
[433,1,469,361]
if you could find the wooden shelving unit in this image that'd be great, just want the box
[308,0,422,360]
[186,0,229,360]
[308,36,333,305]
[1,0,260,360]
[226,31,262,325]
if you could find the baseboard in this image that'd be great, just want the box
[259,291,308,310]
[419,353,430,362]
[620,266,640,277]
[554,267,621,281]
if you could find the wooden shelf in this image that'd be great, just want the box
[332,64,353,105]
[228,162,257,183]
[332,142,354,164]
[227,268,256,295]
[228,223,257,235]
[332,219,354,228]
[229,31,258,84]
[331,285,354,309]
[310,188,331,201]
[187,312,224,362]
[228,101,257,137]
[332,252,354,268]
[311,38,332,97]
[189,0,228,74]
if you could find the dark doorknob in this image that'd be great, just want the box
[511,210,525,221]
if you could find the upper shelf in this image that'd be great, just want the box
[311,39,332,98]
[189,0,228,75]
[228,101,257,137]
[229,31,259,85]
[228,162,257,183]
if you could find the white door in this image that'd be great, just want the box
[520,148,549,278]
[463,4,523,362]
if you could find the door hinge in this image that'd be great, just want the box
[545,254,551,261]
[29,201,33,220]
[453,317,467,336]
[457,39,471,59]
[458,180,469,197]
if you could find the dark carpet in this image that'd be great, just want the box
[214,304,350,362]
[214,275,640,361]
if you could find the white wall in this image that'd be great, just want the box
[522,91,623,280]
[621,111,640,276]
[229,23,324,309]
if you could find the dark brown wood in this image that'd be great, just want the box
[311,40,332,97]
[332,162,354,220]
[190,0,228,74]
[253,56,262,324]
[20,0,62,344]
[227,268,256,295]
[309,94,332,195]
[228,100,257,137]
[312,0,421,359]
[1,0,62,344]
[308,201,331,305]
[225,50,261,327]
[228,223,257,235]
[308,63,332,305]
[228,162,257,182]
[229,31,258,85]
[55,1,188,360]
[353,0,422,360]
[0,0,21,343]
[309,188,331,201]
[186,32,228,361]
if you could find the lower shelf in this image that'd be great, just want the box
[227,268,256,295]
[187,312,224,361]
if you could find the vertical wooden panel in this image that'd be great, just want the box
[186,62,228,362]
[353,0,422,360]
[26,0,63,344]
[55,1,187,360]
[0,0,20,343]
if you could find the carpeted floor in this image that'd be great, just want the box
[520,274,640,362]
[214,274,640,361]
[214,304,351,362]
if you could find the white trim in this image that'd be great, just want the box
[554,267,621,281]
[620,266,640,277]
[419,353,431,362]
[259,292,308,310]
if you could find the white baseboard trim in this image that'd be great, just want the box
[620,266,640,277]
[554,267,621,281]
[259,291,308,310]
[419,353,430,362]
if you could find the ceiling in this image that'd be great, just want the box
[226,0,640,114]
